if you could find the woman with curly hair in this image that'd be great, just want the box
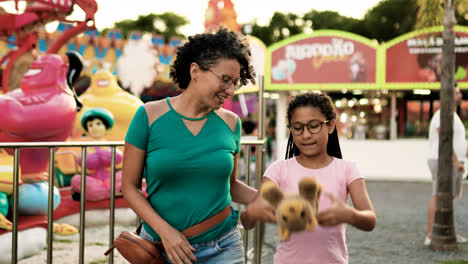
[122,28,276,264]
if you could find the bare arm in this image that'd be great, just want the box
[121,142,196,264]
[240,178,276,230]
[347,179,376,231]
[121,142,170,235]
[230,153,257,205]
[317,179,376,231]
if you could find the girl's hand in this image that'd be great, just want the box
[159,226,197,264]
[241,197,277,229]
[317,192,352,226]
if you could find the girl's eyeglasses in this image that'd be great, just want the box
[288,120,330,136]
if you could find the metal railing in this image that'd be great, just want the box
[0,138,266,264]
[237,138,266,264]
[0,141,123,264]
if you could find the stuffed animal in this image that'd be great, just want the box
[261,177,322,241]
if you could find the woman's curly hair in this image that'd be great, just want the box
[285,92,342,159]
[169,28,256,89]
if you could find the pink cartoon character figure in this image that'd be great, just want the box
[71,108,123,201]
[0,52,82,235]
[0,53,80,182]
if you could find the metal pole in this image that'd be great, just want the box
[79,147,87,264]
[0,141,125,148]
[11,148,20,264]
[243,147,252,263]
[108,147,116,264]
[390,92,397,140]
[254,75,265,264]
[276,93,288,160]
[47,147,55,264]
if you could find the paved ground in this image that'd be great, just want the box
[18,180,468,264]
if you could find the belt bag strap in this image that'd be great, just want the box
[135,205,232,239]
[181,205,231,238]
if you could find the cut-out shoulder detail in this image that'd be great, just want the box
[143,99,170,126]
[215,108,239,133]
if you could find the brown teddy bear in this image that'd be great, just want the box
[261,177,322,241]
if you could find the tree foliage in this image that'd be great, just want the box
[246,12,305,46]
[244,0,420,43]
[303,10,364,34]
[416,0,468,28]
[109,0,468,44]
[113,12,189,41]
[243,0,468,45]
[362,0,419,42]
[415,0,445,29]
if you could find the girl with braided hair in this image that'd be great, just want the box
[242,92,376,264]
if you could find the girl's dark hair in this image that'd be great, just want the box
[169,27,256,89]
[285,92,342,159]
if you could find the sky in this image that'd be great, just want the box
[1,0,383,35]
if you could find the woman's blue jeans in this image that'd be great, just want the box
[140,225,244,264]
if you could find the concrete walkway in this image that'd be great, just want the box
[20,138,467,263]
[340,138,435,182]
[275,138,436,182]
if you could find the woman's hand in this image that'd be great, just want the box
[159,225,197,264]
[317,192,352,226]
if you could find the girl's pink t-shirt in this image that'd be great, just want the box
[264,157,363,264]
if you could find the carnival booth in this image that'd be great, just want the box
[264,26,468,158]
[264,30,381,158]
[382,26,468,138]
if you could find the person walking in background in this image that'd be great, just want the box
[240,119,258,180]
[425,83,468,246]
[242,118,258,140]
[121,28,275,264]
[241,92,376,264]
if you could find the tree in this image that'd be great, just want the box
[416,0,468,28]
[415,0,444,30]
[415,0,468,251]
[113,12,189,42]
[302,10,366,36]
[244,1,419,45]
[243,0,465,46]
[455,1,468,26]
[435,0,457,251]
[242,12,305,46]
[363,0,418,42]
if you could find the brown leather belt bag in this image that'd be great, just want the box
[105,205,231,264]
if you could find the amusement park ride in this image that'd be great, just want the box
[0,0,250,261]
[0,1,136,262]
[0,0,99,187]
[0,0,98,93]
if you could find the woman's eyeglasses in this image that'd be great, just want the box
[206,68,243,91]
[288,120,330,136]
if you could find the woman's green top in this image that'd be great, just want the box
[125,98,241,244]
